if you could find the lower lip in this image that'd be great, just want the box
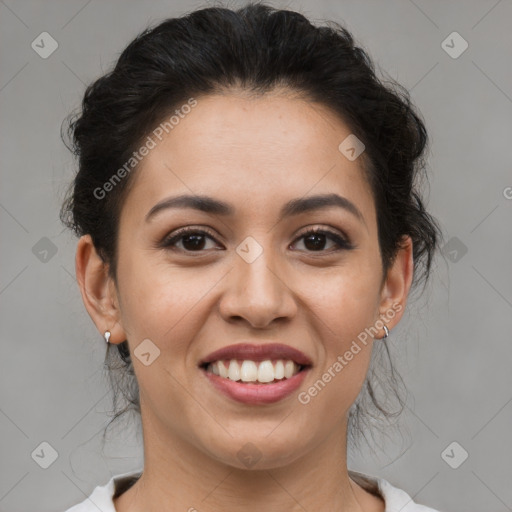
[201,367,310,405]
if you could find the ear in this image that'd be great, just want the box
[75,234,127,344]
[377,235,414,333]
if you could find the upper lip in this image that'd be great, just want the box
[199,343,313,367]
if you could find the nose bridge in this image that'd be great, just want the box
[219,235,295,326]
[240,245,280,294]
[237,236,284,300]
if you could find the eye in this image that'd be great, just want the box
[160,226,353,254]
[160,227,221,252]
[291,227,353,253]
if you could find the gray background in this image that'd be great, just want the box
[1,0,511,511]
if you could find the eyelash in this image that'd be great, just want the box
[160,226,354,254]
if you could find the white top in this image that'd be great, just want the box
[63,469,441,512]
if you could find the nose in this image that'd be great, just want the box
[218,246,297,329]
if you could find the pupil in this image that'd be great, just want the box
[183,234,205,250]
[305,233,325,251]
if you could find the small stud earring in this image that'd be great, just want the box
[382,325,389,339]
[104,331,111,344]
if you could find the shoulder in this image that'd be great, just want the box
[61,470,142,512]
[62,468,441,512]
[349,470,442,512]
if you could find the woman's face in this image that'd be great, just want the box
[79,91,412,469]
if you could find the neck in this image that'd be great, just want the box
[114,411,381,512]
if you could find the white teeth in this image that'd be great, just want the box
[284,360,295,379]
[240,360,258,382]
[228,359,240,381]
[206,359,302,383]
[257,360,275,383]
[274,360,285,379]
[218,361,228,378]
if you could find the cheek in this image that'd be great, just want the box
[318,287,377,373]
[301,279,378,415]
[309,255,381,324]
[116,252,215,348]
[304,255,381,378]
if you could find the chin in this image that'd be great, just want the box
[201,430,314,471]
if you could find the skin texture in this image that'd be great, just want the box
[76,90,413,512]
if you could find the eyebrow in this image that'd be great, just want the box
[145,193,366,226]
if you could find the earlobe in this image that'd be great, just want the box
[75,234,126,344]
[378,235,414,329]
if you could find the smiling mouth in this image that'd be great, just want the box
[200,359,309,384]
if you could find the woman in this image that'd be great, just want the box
[60,3,443,511]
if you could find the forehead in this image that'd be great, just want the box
[121,92,375,227]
